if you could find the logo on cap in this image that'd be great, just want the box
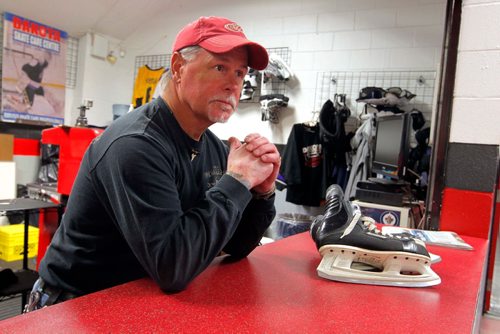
[224,23,243,33]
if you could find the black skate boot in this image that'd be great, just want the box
[310,184,441,287]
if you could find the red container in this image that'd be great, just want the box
[41,126,104,195]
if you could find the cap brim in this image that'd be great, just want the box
[199,35,269,70]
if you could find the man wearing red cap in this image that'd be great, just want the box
[27,17,279,311]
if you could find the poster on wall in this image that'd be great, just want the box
[1,12,67,125]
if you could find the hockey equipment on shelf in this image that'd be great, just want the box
[259,94,289,124]
[356,86,386,101]
[310,184,441,288]
[240,81,254,101]
[263,53,293,82]
[356,86,416,113]
[247,68,259,88]
[240,69,259,101]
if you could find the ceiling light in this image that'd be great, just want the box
[106,51,117,64]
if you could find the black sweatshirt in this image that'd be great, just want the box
[39,97,275,295]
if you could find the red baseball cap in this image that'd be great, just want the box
[173,16,269,70]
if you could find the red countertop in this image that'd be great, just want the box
[0,232,488,333]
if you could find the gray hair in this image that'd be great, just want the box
[157,46,203,95]
[178,45,202,62]
[163,45,202,82]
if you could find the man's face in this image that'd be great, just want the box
[177,47,249,124]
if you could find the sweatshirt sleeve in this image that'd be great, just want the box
[222,193,276,258]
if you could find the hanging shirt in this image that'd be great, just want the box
[280,123,326,207]
[132,65,165,108]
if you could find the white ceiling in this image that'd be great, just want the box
[0,0,208,40]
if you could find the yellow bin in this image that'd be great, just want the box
[0,224,39,262]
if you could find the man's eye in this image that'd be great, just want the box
[236,70,244,78]
[215,65,224,71]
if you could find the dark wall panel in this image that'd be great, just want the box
[445,143,499,193]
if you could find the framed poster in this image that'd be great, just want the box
[1,12,67,125]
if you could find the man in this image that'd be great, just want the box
[26,16,280,311]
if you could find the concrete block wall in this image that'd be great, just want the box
[450,0,500,145]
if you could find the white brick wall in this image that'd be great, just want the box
[450,1,500,145]
[318,12,355,32]
[450,98,500,145]
[297,33,334,52]
[333,31,372,50]
[355,9,397,30]
[371,27,414,48]
[396,4,446,26]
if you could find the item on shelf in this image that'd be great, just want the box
[356,87,386,101]
[356,86,416,113]
[240,81,254,101]
[240,68,259,101]
[259,94,289,123]
[263,53,293,82]
[310,184,441,287]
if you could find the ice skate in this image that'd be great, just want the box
[263,53,293,81]
[240,80,254,101]
[310,184,441,288]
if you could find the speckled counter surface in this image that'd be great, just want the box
[0,232,487,333]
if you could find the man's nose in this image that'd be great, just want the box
[225,74,243,93]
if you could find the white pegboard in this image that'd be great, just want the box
[314,70,437,119]
[243,47,291,103]
[134,54,171,81]
[66,37,78,89]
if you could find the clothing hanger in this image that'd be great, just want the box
[303,110,319,127]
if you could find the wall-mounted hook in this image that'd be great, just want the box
[331,77,337,85]
[417,75,426,85]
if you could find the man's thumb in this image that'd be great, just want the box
[228,137,242,152]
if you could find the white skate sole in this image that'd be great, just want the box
[317,245,441,288]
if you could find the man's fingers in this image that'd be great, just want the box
[243,133,261,143]
[245,137,271,152]
[259,152,281,165]
[228,136,243,151]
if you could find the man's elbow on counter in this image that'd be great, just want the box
[159,280,190,294]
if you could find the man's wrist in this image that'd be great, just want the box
[251,184,276,200]
[226,171,251,189]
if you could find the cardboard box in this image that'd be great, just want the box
[0,133,14,161]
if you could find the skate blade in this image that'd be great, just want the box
[429,252,441,264]
[317,245,441,288]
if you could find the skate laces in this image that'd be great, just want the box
[361,216,414,240]
[360,216,387,236]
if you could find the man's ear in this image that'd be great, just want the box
[170,52,184,83]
